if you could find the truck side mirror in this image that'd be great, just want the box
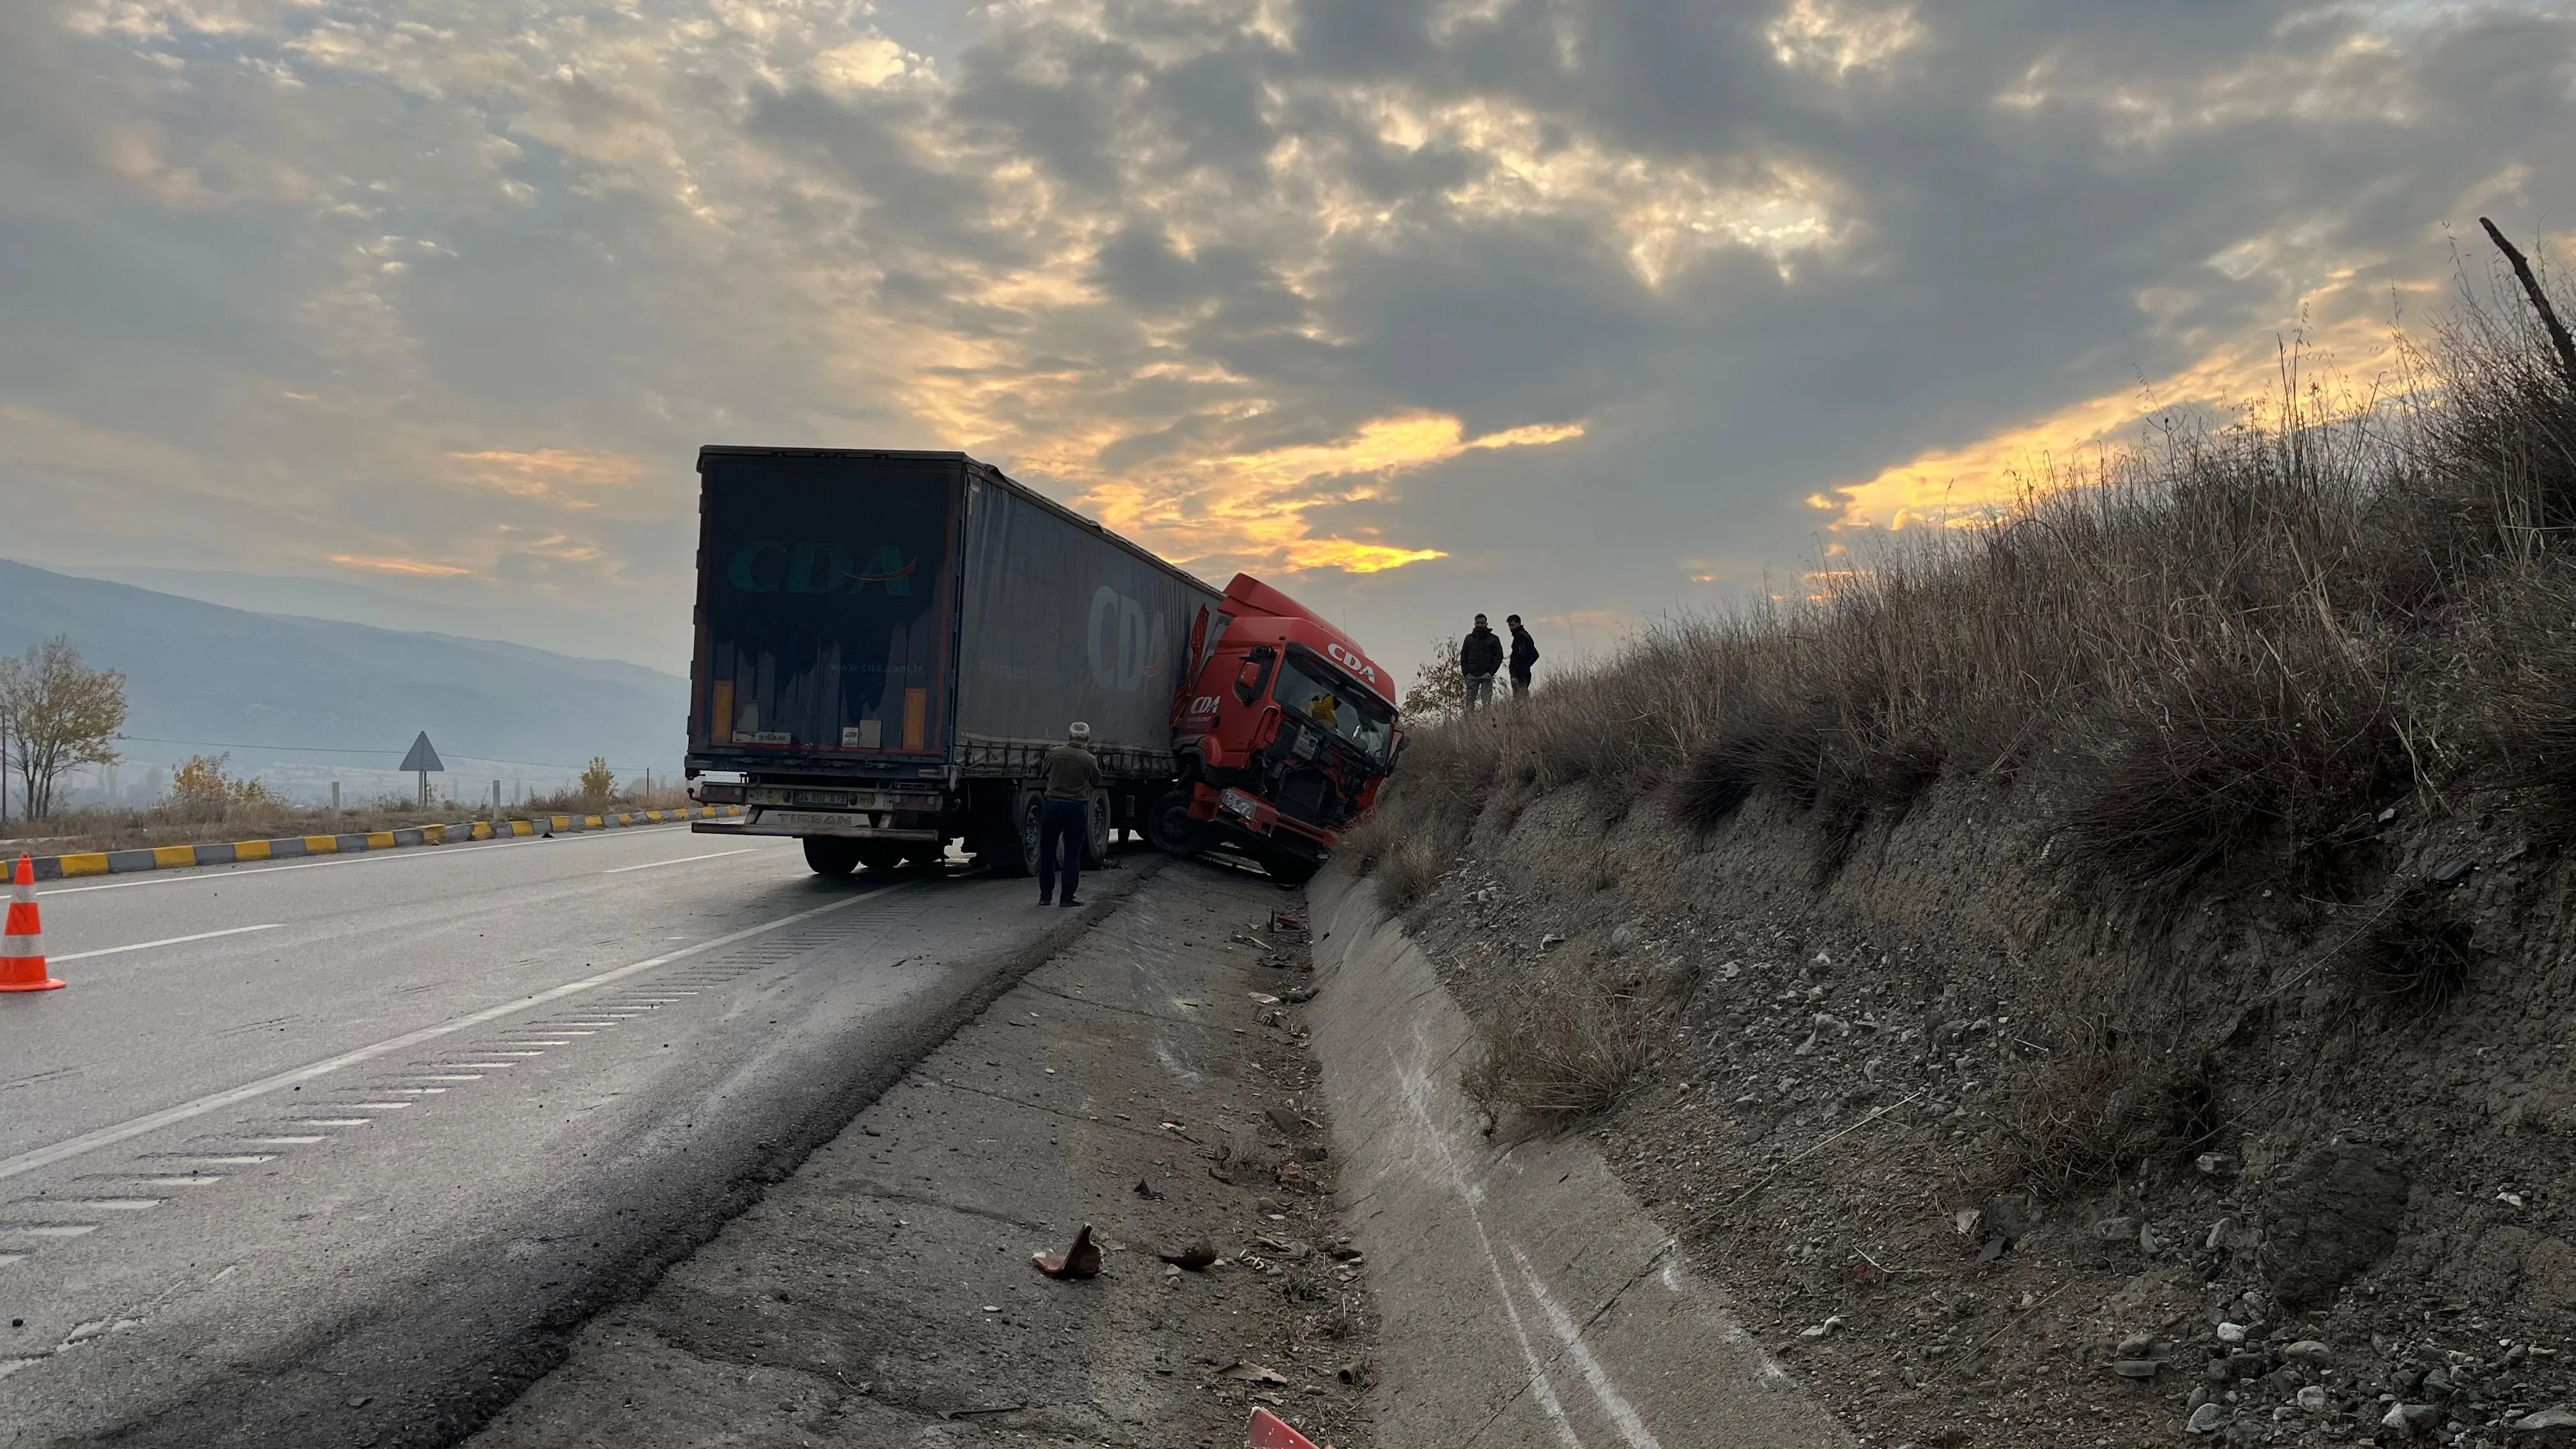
[1232,645,1277,704]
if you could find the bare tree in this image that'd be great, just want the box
[0,638,126,819]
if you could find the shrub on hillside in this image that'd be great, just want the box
[1462,944,1666,1127]
[165,753,275,824]
[1375,836,1444,913]
[1977,1021,2222,1198]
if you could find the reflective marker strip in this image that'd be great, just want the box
[0,880,907,1184]
[26,809,750,881]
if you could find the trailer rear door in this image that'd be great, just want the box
[693,450,962,763]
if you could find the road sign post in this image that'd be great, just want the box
[398,732,445,811]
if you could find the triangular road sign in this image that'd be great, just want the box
[399,732,445,773]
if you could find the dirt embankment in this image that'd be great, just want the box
[1376,774,2576,1448]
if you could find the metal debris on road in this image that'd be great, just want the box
[1032,1223,1101,1279]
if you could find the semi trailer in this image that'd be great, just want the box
[681,447,1398,883]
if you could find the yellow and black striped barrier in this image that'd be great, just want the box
[25,806,747,882]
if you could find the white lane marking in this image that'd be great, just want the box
[238,1136,325,1145]
[603,849,756,875]
[1509,1243,1667,1449]
[50,924,283,962]
[138,1177,223,1188]
[337,1102,412,1110]
[37,823,766,896]
[285,1118,371,1127]
[500,1039,576,1046]
[170,1155,273,1165]
[0,1254,24,1268]
[59,1199,160,1211]
[0,882,907,1184]
[1,1226,97,1238]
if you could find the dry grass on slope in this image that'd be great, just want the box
[1377,281,2576,909]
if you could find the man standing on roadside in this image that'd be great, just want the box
[1460,614,1503,711]
[1039,721,1100,908]
[1507,615,1539,702]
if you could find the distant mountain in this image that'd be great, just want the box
[0,560,688,801]
[56,564,675,672]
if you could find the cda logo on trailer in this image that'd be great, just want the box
[1088,586,1171,693]
[728,541,916,595]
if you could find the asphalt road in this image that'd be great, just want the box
[0,822,1138,1447]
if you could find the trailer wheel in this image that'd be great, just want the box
[802,836,862,876]
[1014,790,1045,877]
[1146,789,1208,856]
[1082,795,1112,868]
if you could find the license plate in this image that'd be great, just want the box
[759,809,877,831]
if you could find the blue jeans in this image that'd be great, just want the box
[1039,797,1087,903]
[1464,674,1496,710]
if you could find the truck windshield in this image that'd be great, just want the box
[1273,654,1395,765]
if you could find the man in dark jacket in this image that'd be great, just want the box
[1460,615,1503,710]
[1038,721,1100,907]
[1506,615,1539,700]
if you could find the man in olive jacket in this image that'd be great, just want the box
[1039,721,1100,907]
[1460,614,1504,711]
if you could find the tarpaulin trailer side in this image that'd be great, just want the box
[684,447,1221,875]
[952,463,1220,779]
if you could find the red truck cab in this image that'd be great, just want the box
[1148,574,1400,883]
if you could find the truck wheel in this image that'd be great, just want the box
[1146,790,1208,856]
[802,836,862,876]
[856,844,909,872]
[1255,843,1320,887]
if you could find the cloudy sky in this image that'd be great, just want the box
[3,0,2572,685]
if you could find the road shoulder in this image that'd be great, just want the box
[470,861,1376,1448]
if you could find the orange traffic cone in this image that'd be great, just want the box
[1249,1408,1330,1449]
[0,854,63,993]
